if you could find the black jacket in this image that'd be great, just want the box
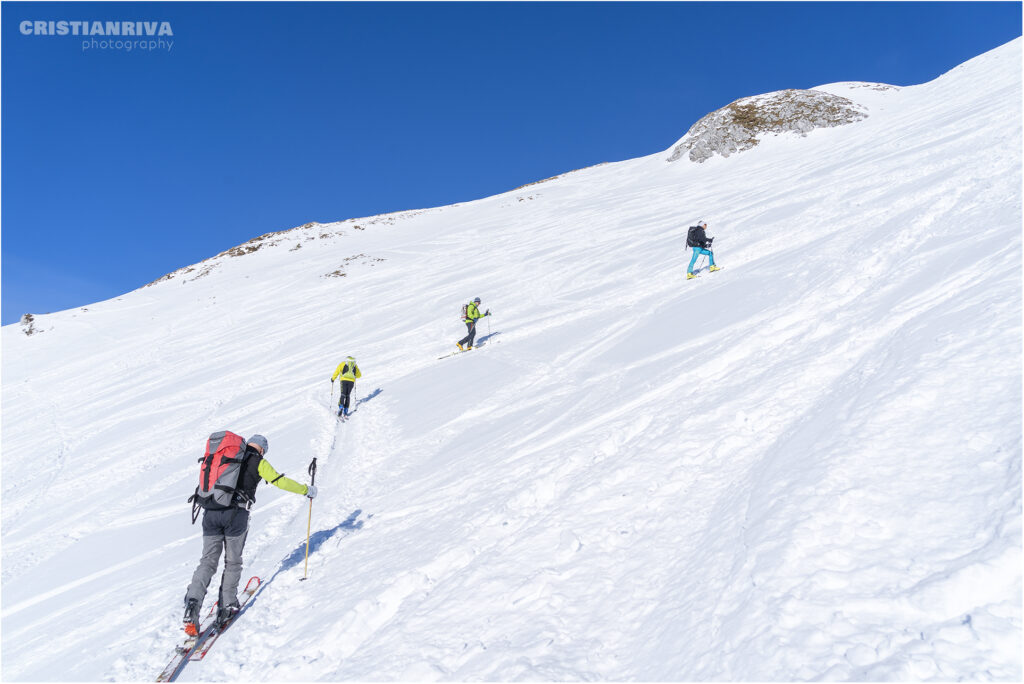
[235,446,266,507]
[687,225,712,249]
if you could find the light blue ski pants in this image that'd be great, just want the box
[688,247,715,274]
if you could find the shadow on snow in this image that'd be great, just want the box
[356,388,383,407]
[250,508,366,605]
[476,330,502,346]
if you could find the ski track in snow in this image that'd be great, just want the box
[1,39,1021,682]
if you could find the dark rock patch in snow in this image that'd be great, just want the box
[323,254,386,279]
[20,313,39,336]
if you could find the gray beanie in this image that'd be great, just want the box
[247,434,269,454]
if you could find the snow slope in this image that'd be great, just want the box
[2,38,1021,682]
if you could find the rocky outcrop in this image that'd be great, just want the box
[667,88,868,163]
[20,313,38,336]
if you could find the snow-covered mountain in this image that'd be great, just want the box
[2,38,1020,682]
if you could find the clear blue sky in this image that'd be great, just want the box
[2,1,1020,323]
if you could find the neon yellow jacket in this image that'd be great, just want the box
[332,357,362,382]
[465,302,486,322]
[258,458,309,496]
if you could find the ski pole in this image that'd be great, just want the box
[302,457,317,581]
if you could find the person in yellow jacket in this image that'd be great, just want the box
[331,356,362,417]
[457,297,491,351]
[184,434,315,633]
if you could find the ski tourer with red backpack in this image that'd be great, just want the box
[457,297,491,351]
[182,432,316,633]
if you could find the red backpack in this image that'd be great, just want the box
[188,431,249,523]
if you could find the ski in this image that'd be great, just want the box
[688,266,721,280]
[191,576,261,661]
[438,345,488,360]
[156,602,219,682]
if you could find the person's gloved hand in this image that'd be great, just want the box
[486,309,491,316]
[305,484,318,499]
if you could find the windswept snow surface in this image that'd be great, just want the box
[2,39,1021,682]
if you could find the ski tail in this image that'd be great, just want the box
[191,576,261,661]
[156,602,218,682]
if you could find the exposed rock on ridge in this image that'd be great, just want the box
[668,88,870,163]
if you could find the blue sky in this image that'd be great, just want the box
[2,1,1020,324]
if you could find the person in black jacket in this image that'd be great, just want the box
[686,221,720,279]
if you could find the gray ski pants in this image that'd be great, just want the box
[185,507,250,611]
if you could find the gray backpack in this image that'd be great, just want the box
[188,431,248,523]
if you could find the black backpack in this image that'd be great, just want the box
[686,226,701,248]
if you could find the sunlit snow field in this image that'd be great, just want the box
[2,38,1021,682]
